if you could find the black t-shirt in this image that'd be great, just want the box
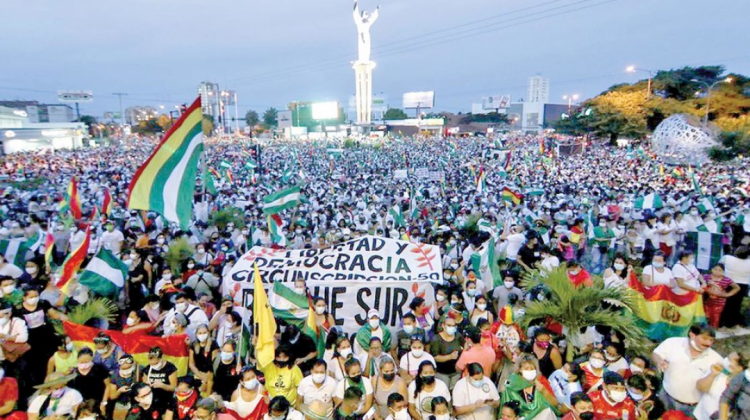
[213,361,241,401]
[125,405,163,420]
[334,408,364,420]
[141,362,177,409]
[191,340,219,373]
[518,245,541,268]
[70,365,110,405]
[284,333,317,372]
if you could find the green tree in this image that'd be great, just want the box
[245,110,260,127]
[383,108,408,120]
[586,90,649,144]
[79,115,97,125]
[263,107,278,127]
[202,115,215,136]
[520,267,647,360]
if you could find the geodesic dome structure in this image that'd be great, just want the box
[650,114,717,165]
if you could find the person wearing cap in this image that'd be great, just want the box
[140,346,178,413]
[27,372,83,420]
[353,310,392,359]
[0,256,22,281]
[587,371,636,420]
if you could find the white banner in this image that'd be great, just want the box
[224,236,442,333]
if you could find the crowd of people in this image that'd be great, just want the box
[0,133,749,420]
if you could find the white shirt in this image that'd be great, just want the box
[671,263,702,295]
[541,256,560,272]
[407,379,451,420]
[163,304,208,339]
[653,337,722,404]
[643,265,674,287]
[399,352,437,377]
[297,375,338,418]
[452,377,499,420]
[333,377,373,400]
[101,229,125,255]
[693,372,730,420]
[0,263,23,279]
[28,388,84,416]
[722,255,750,285]
[262,408,305,420]
[504,233,526,261]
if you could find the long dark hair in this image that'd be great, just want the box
[413,360,437,398]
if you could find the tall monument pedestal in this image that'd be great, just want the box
[352,60,376,125]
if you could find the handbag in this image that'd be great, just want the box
[2,340,31,362]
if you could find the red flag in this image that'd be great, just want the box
[44,231,55,268]
[102,189,113,219]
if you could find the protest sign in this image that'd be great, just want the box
[224,235,442,334]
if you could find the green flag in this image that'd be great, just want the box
[79,249,128,297]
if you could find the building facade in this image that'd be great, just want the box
[527,76,550,104]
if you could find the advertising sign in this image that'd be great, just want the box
[482,95,511,110]
[403,91,435,109]
[58,90,94,103]
[311,102,340,120]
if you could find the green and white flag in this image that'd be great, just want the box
[634,193,664,210]
[220,160,232,169]
[687,231,723,271]
[524,188,545,197]
[409,194,419,220]
[389,203,405,227]
[478,219,493,234]
[24,230,44,253]
[326,148,343,160]
[79,249,127,297]
[0,239,29,267]
[268,281,309,327]
[263,186,301,215]
[697,197,715,214]
[282,168,294,183]
[244,160,258,170]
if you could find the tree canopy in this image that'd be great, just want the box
[383,108,408,120]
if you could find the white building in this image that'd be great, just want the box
[198,81,220,118]
[125,106,159,125]
[527,76,550,103]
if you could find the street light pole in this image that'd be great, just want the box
[112,92,128,128]
[626,66,655,97]
[234,91,240,136]
[691,77,734,126]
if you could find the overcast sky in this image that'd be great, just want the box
[1,0,748,118]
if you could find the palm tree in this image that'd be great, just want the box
[519,266,647,361]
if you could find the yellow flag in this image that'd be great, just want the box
[253,263,276,369]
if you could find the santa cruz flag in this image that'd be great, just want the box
[127,97,204,230]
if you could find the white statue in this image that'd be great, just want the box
[353,0,379,63]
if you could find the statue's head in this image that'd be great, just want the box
[362,11,370,20]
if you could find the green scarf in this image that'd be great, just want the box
[355,323,392,352]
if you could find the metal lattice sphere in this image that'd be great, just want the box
[650,114,717,165]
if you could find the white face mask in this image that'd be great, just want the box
[608,389,627,403]
[315,306,326,315]
[139,393,154,406]
[504,281,514,289]
[589,358,606,369]
[444,326,457,336]
[435,415,450,420]
[312,373,326,384]
[435,295,446,302]
[476,303,487,311]
[339,347,352,358]
[242,379,258,390]
[368,319,380,329]
[175,302,187,313]
[295,287,306,295]
[393,408,410,420]
[187,263,195,269]
[126,318,136,326]
[411,348,424,358]
[197,333,209,342]
[521,369,537,381]
[689,339,704,353]
[0,317,8,326]
[25,267,37,275]
[25,297,39,306]
[629,363,643,374]
[0,285,13,295]
[613,263,626,271]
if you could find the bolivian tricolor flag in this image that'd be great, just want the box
[475,166,486,193]
[501,187,523,205]
[628,272,706,341]
[44,231,55,268]
[102,189,113,219]
[56,227,90,295]
[60,178,82,219]
[63,321,189,375]
[127,97,203,230]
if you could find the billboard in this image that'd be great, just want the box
[58,90,93,103]
[277,110,292,128]
[482,95,511,110]
[311,102,340,120]
[403,91,435,109]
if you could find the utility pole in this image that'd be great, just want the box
[112,92,128,127]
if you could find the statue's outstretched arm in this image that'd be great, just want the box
[353,1,360,20]
[371,6,379,23]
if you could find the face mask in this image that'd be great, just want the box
[470,378,484,388]
[187,263,195,269]
[242,379,258,390]
[652,262,664,269]
[220,351,234,362]
[96,347,108,354]
[579,413,595,420]
[690,210,699,216]
[535,340,550,349]
[25,267,37,275]
[589,358,606,369]
[339,348,352,358]
[690,339,704,353]
[78,361,94,371]
[295,287,306,295]
[312,373,326,384]
[151,302,160,310]
[130,253,138,260]
[569,269,580,276]
[628,387,644,401]
[120,366,135,376]
[196,333,209,342]
[139,393,154,406]
[157,238,165,244]
[435,295,446,302]
[445,326,457,336]
[197,249,205,254]
[608,389,627,403]
[403,325,415,334]
[629,363,643,374]
[51,388,66,398]
[744,369,750,382]
[275,359,289,368]
[163,273,173,280]
[349,374,362,383]
[126,318,136,326]
[66,342,75,352]
[466,289,476,297]
[613,263,626,271]
[521,369,537,381]
[25,297,39,306]
[435,415,450,420]
[368,319,380,329]
[450,263,458,269]
[504,281,514,289]
[411,349,424,358]
[421,375,436,385]
[476,303,487,311]
[382,372,396,382]
[175,302,187,312]
[314,306,326,315]
[394,408,410,420]
[605,353,620,362]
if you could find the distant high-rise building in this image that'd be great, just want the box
[527,76,550,103]
[198,81,220,118]
[0,101,75,123]
[125,106,158,125]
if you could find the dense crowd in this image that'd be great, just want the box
[0,134,749,420]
